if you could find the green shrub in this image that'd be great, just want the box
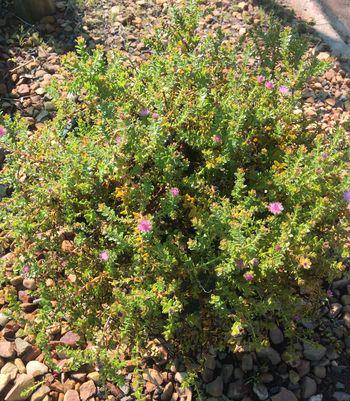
[0,5,349,372]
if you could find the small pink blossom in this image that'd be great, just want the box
[275,244,282,252]
[268,202,284,215]
[0,126,6,137]
[152,112,159,119]
[236,259,245,269]
[256,75,265,84]
[243,272,254,281]
[139,108,150,117]
[170,187,180,197]
[22,265,30,274]
[212,134,222,143]
[116,136,123,146]
[327,289,334,298]
[99,251,109,261]
[265,81,274,90]
[293,314,300,321]
[138,219,152,233]
[278,85,289,95]
[343,190,350,203]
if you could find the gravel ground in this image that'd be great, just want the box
[0,1,350,401]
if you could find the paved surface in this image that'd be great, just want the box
[319,0,350,43]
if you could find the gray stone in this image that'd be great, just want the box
[301,376,317,398]
[161,382,173,401]
[257,347,281,365]
[206,376,223,397]
[174,372,187,383]
[204,355,216,371]
[227,381,243,400]
[269,326,284,345]
[221,364,233,384]
[333,392,350,401]
[313,365,326,378]
[241,354,253,372]
[309,395,323,401]
[253,383,268,400]
[271,388,297,401]
[341,295,350,305]
[303,342,326,361]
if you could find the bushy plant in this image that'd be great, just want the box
[0,4,349,370]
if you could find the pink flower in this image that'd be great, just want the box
[152,112,159,119]
[265,81,274,90]
[99,251,109,261]
[278,85,289,95]
[139,108,150,117]
[138,219,152,233]
[116,136,123,146]
[268,202,284,215]
[22,265,30,274]
[170,187,179,197]
[327,289,334,298]
[343,190,350,203]
[0,126,6,137]
[243,272,254,281]
[236,259,245,269]
[212,135,222,143]
[256,75,265,84]
[275,244,282,251]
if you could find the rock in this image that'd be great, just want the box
[17,84,30,96]
[14,359,25,374]
[221,364,233,384]
[161,382,173,401]
[241,354,253,371]
[1,362,18,380]
[206,376,223,397]
[143,369,163,386]
[5,373,34,401]
[0,313,10,327]
[60,331,80,347]
[204,355,216,370]
[301,376,317,398]
[86,372,99,382]
[227,381,243,400]
[0,373,11,392]
[79,380,96,401]
[269,326,284,345]
[64,390,81,401]
[26,361,48,377]
[329,303,342,318]
[257,347,281,365]
[344,313,350,329]
[313,365,326,378]
[271,387,297,401]
[30,385,50,401]
[309,395,323,401]
[303,342,326,361]
[14,339,31,357]
[174,372,187,383]
[253,383,268,400]
[0,341,16,359]
[341,295,350,305]
[22,279,36,290]
[333,392,350,401]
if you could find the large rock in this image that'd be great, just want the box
[0,342,16,359]
[79,380,96,401]
[301,376,317,398]
[271,388,297,401]
[303,342,326,361]
[5,373,34,401]
[14,339,31,357]
[14,0,56,22]
[26,361,48,377]
[257,347,281,365]
[205,376,223,397]
[1,363,18,380]
[0,373,11,393]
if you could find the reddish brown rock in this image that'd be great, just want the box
[64,389,81,401]
[0,341,16,359]
[79,380,96,401]
[17,84,30,96]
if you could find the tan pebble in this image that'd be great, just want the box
[14,358,26,373]
[86,372,99,382]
